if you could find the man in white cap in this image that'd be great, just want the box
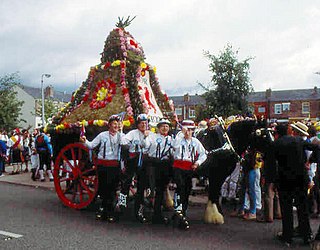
[81,115,123,222]
[121,113,152,223]
[147,118,173,224]
[171,119,207,230]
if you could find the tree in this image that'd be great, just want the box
[0,73,24,131]
[200,44,254,117]
[35,99,59,123]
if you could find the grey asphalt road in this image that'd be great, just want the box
[0,182,317,250]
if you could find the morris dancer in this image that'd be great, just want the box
[121,113,151,223]
[147,118,173,224]
[82,115,123,223]
[7,128,23,175]
[34,128,53,182]
[171,120,207,230]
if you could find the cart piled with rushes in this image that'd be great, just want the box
[47,17,174,209]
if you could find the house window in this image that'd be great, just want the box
[302,102,310,114]
[189,108,195,118]
[175,108,182,116]
[274,104,282,114]
[282,103,290,111]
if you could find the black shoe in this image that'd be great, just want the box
[136,213,147,223]
[136,204,147,223]
[96,207,107,220]
[303,233,314,245]
[276,232,292,247]
[315,233,320,241]
[152,215,170,225]
[107,215,117,223]
[172,211,189,230]
[293,226,300,238]
[179,216,190,230]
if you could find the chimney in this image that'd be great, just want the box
[45,85,54,98]
[183,93,190,102]
[313,86,318,94]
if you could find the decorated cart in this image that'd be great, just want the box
[47,17,174,209]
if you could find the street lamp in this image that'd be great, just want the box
[41,74,51,126]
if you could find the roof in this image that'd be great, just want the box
[248,88,320,102]
[17,84,72,102]
[170,94,206,106]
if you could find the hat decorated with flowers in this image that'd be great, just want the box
[157,118,171,127]
[137,113,149,123]
[182,119,195,129]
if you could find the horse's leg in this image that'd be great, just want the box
[204,161,228,224]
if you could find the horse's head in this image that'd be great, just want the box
[196,125,226,151]
[227,119,257,155]
[250,127,275,153]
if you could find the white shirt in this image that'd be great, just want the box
[172,136,207,166]
[6,135,23,156]
[85,131,123,160]
[121,129,151,154]
[147,133,173,160]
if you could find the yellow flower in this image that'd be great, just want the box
[123,120,131,127]
[141,62,147,69]
[111,60,121,66]
[97,120,105,126]
[96,87,108,101]
[153,66,157,74]
[80,120,88,127]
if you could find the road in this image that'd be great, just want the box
[0,182,317,250]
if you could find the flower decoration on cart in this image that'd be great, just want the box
[47,16,175,134]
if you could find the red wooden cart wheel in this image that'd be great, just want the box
[54,143,98,209]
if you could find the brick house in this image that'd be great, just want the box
[170,94,206,121]
[248,87,320,122]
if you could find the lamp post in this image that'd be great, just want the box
[41,74,51,126]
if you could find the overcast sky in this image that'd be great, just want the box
[1,0,320,96]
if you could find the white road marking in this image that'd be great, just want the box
[0,230,23,238]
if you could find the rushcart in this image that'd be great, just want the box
[47,17,174,209]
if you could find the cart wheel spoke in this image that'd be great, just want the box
[54,143,98,209]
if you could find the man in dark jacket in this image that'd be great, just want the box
[273,123,319,246]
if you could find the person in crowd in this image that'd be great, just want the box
[0,130,8,173]
[121,113,152,223]
[147,118,173,224]
[34,128,53,182]
[7,128,24,174]
[30,129,40,181]
[307,125,320,218]
[81,115,123,223]
[21,129,31,173]
[257,130,282,223]
[0,133,7,177]
[236,147,259,220]
[171,119,207,230]
[274,123,319,246]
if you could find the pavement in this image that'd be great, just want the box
[0,164,55,191]
[0,164,208,205]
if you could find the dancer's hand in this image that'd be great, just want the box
[191,162,199,171]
